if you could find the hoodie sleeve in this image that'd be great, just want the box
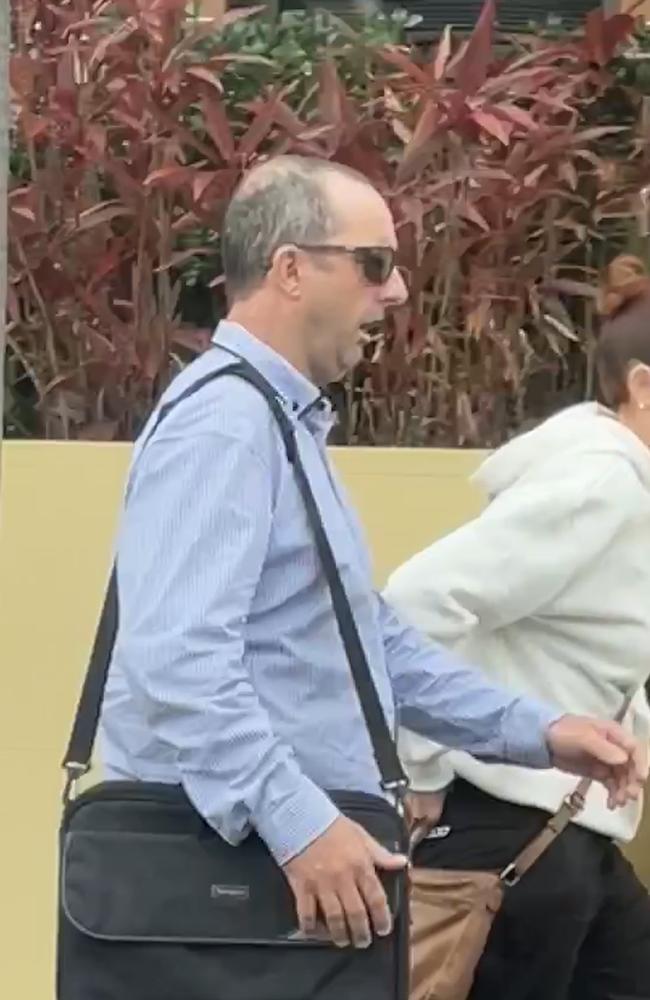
[385,454,641,788]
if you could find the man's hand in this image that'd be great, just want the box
[547,716,648,808]
[282,816,407,949]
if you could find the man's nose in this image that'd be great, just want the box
[380,267,409,307]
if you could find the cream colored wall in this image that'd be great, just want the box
[0,441,648,1000]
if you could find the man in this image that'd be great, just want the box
[100,155,643,955]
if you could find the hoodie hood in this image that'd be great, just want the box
[473,402,650,498]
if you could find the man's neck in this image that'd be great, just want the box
[227,302,312,382]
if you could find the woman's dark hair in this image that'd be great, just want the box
[595,255,650,407]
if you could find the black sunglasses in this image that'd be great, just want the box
[293,244,397,286]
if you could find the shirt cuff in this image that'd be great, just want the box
[503,697,564,769]
[253,774,340,865]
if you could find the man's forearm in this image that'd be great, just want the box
[380,595,561,767]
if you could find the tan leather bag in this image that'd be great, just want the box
[408,693,636,1000]
[408,776,593,1000]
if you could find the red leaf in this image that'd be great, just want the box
[83,123,108,159]
[431,25,452,82]
[272,100,310,138]
[111,109,148,137]
[89,18,138,70]
[457,201,490,232]
[62,16,114,40]
[192,171,218,202]
[10,54,37,97]
[56,50,76,94]
[89,245,125,290]
[527,126,625,165]
[155,249,211,272]
[222,5,266,26]
[171,211,199,233]
[143,166,192,189]
[472,109,512,146]
[559,161,579,191]
[495,103,538,132]
[450,0,496,96]
[584,10,635,68]
[185,66,223,93]
[481,67,563,100]
[523,164,548,188]
[201,95,235,164]
[23,113,50,141]
[238,97,280,160]
[379,46,429,86]
[396,101,444,182]
[75,202,135,231]
[317,61,344,128]
[162,7,265,71]
[10,205,36,223]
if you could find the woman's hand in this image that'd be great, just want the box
[405,790,448,830]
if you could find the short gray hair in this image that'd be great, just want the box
[221,156,370,298]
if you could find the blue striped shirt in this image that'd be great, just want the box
[99,322,559,864]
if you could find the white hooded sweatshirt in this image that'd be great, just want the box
[385,403,650,843]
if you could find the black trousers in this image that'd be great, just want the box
[413,780,650,1000]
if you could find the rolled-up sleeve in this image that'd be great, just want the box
[115,421,338,864]
[378,596,561,769]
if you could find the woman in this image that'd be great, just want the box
[385,255,650,1000]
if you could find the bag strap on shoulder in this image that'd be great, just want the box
[62,359,408,802]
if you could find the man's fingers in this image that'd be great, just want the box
[293,885,317,938]
[283,818,408,950]
[338,881,371,949]
[603,721,637,756]
[318,890,349,948]
[604,763,643,809]
[631,742,649,782]
[357,866,393,937]
[589,730,628,767]
[361,831,408,872]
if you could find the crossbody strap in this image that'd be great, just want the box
[498,691,636,887]
[62,359,408,800]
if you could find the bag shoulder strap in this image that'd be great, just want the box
[62,359,407,798]
[499,692,636,887]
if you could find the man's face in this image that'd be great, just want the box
[296,179,408,386]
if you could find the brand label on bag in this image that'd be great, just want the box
[210,884,250,902]
[424,825,451,840]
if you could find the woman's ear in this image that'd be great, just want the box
[627,362,650,411]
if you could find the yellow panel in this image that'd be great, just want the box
[331,447,484,584]
[0,440,648,1000]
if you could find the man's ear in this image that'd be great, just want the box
[268,245,302,300]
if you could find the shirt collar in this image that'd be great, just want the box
[212,321,334,426]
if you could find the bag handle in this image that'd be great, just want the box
[62,360,408,801]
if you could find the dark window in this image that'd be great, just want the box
[276,1,605,39]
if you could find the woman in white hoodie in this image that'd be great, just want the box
[385,255,650,1000]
